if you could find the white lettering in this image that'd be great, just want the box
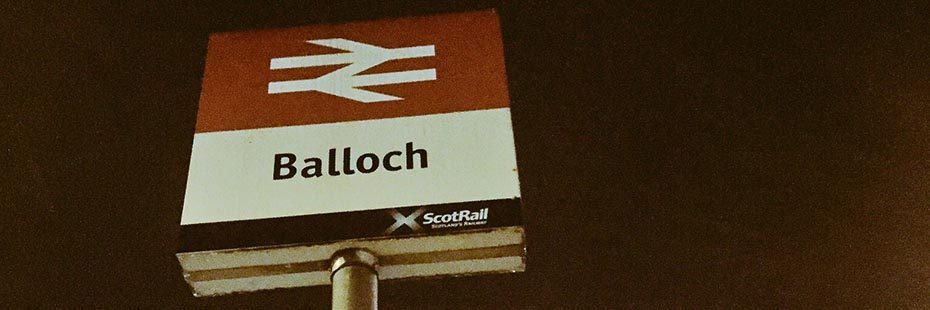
[421,208,489,225]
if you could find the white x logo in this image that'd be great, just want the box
[384,208,426,235]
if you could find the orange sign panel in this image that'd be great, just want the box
[195,10,510,133]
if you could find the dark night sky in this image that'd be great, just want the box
[4,1,930,308]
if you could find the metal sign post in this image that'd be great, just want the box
[330,249,379,310]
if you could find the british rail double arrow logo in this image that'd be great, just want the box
[268,38,436,103]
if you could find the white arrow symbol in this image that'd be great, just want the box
[267,38,436,103]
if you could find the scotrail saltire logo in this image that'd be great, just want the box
[384,208,426,235]
[384,207,490,234]
[267,38,437,103]
[422,208,489,229]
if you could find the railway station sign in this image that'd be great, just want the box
[177,10,525,296]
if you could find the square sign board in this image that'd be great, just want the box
[177,10,524,296]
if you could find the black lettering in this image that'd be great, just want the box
[342,147,356,175]
[301,157,323,178]
[383,151,402,171]
[406,142,428,169]
[357,153,380,173]
[273,153,297,180]
[277,143,427,180]
[327,148,340,176]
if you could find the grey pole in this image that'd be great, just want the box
[330,249,379,310]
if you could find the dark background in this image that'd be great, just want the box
[4,1,930,308]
